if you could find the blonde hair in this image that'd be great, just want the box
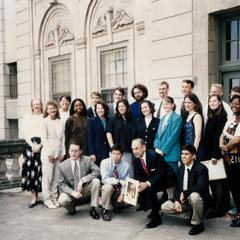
[31,98,43,113]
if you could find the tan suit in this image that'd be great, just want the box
[58,155,101,212]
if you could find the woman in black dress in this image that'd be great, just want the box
[106,99,136,176]
[21,98,44,208]
[203,94,229,218]
[65,98,88,156]
[135,100,159,150]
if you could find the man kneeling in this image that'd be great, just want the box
[58,143,101,219]
[100,144,131,221]
[161,144,210,235]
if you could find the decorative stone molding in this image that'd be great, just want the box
[93,15,107,34]
[92,8,133,36]
[45,24,74,47]
[111,9,133,31]
[135,20,145,35]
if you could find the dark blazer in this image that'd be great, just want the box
[135,116,160,150]
[87,116,110,166]
[172,162,210,203]
[108,103,115,119]
[133,150,177,190]
[87,107,94,118]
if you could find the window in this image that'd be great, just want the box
[100,47,128,102]
[225,18,240,61]
[51,58,71,101]
[8,62,17,98]
[7,119,18,139]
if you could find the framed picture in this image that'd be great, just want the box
[123,178,140,206]
[201,158,227,181]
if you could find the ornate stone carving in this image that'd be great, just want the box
[93,15,107,34]
[45,24,74,47]
[111,9,133,31]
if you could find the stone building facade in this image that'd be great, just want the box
[1,0,240,139]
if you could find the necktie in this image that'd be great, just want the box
[141,158,150,176]
[112,165,121,196]
[156,101,163,119]
[73,161,80,191]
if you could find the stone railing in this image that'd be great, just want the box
[0,139,25,190]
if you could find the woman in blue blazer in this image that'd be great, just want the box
[154,97,182,173]
[87,100,110,166]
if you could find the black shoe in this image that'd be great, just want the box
[36,199,43,205]
[90,207,100,220]
[28,201,37,208]
[145,215,162,228]
[147,211,154,219]
[189,223,204,235]
[136,205,144,212]
[230,219,240,227]
[102,209,111,221]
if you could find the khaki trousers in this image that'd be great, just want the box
[101,184,114,210]
[42,159,59,201]
[161,192,204,225]
[58,178,101,213]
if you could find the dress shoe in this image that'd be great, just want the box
[189,223,204,235]
[136,205,144,212]
[230,219,240,227]
[90,207,100,220]
[102,209,111,221]
[36,199,43,205]
[145,215,162,228]
[147,211,154,219]
[28,201,37,208]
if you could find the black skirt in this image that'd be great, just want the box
[21,137,42,192]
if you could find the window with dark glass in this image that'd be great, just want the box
[7,119,18,139]
[8,62,17,98]
[100,47,128,103]
[225,19,240,61]
[51,58,71,101]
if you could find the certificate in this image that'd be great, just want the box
[201,159,227,181]
[123,178,140,206]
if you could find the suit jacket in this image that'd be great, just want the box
[135,116,159,150]
[172,162,210,203]
[58,155,100,195]
[133,150,177,190]
[87,116,110,166]
[87,107,94,118]
[154,111,182,162]
[108,103,115,119]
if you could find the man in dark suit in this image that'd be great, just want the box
[132,138,177,228]
[58,142,101,219]
[161,144,210,235]
[87,91,101,118]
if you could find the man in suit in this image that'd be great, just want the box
[161,144,210,235]
[87,91,101,118]
[100,144,131,221]
[131,138,177,228]
[108,87,125,119]
[58,142,101,219]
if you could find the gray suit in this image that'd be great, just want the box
[58,155,101,212]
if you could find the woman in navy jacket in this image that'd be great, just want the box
[135,100,159,150]
[87,100,110,166]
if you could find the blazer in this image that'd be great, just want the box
[108,103,115,119]
[135,116,159,150]
[133,150,177,190]
[87,116,110,166]
[154,111,182,163]
[172,162,210,203]
[87,107,94,118]
[58,155,100,195]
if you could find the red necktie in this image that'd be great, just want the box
[141,158,150,176]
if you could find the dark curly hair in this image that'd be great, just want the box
[139,100,155,116]
[69,98,87,116]
[131,83,148,99]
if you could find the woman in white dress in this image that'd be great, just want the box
[21,98,44,208]
[41,100,65,209]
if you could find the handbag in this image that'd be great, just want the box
[201,158,227,181]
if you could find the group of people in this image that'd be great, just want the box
[20,81,240,235]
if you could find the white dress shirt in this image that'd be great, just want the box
[183,162,193,191]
